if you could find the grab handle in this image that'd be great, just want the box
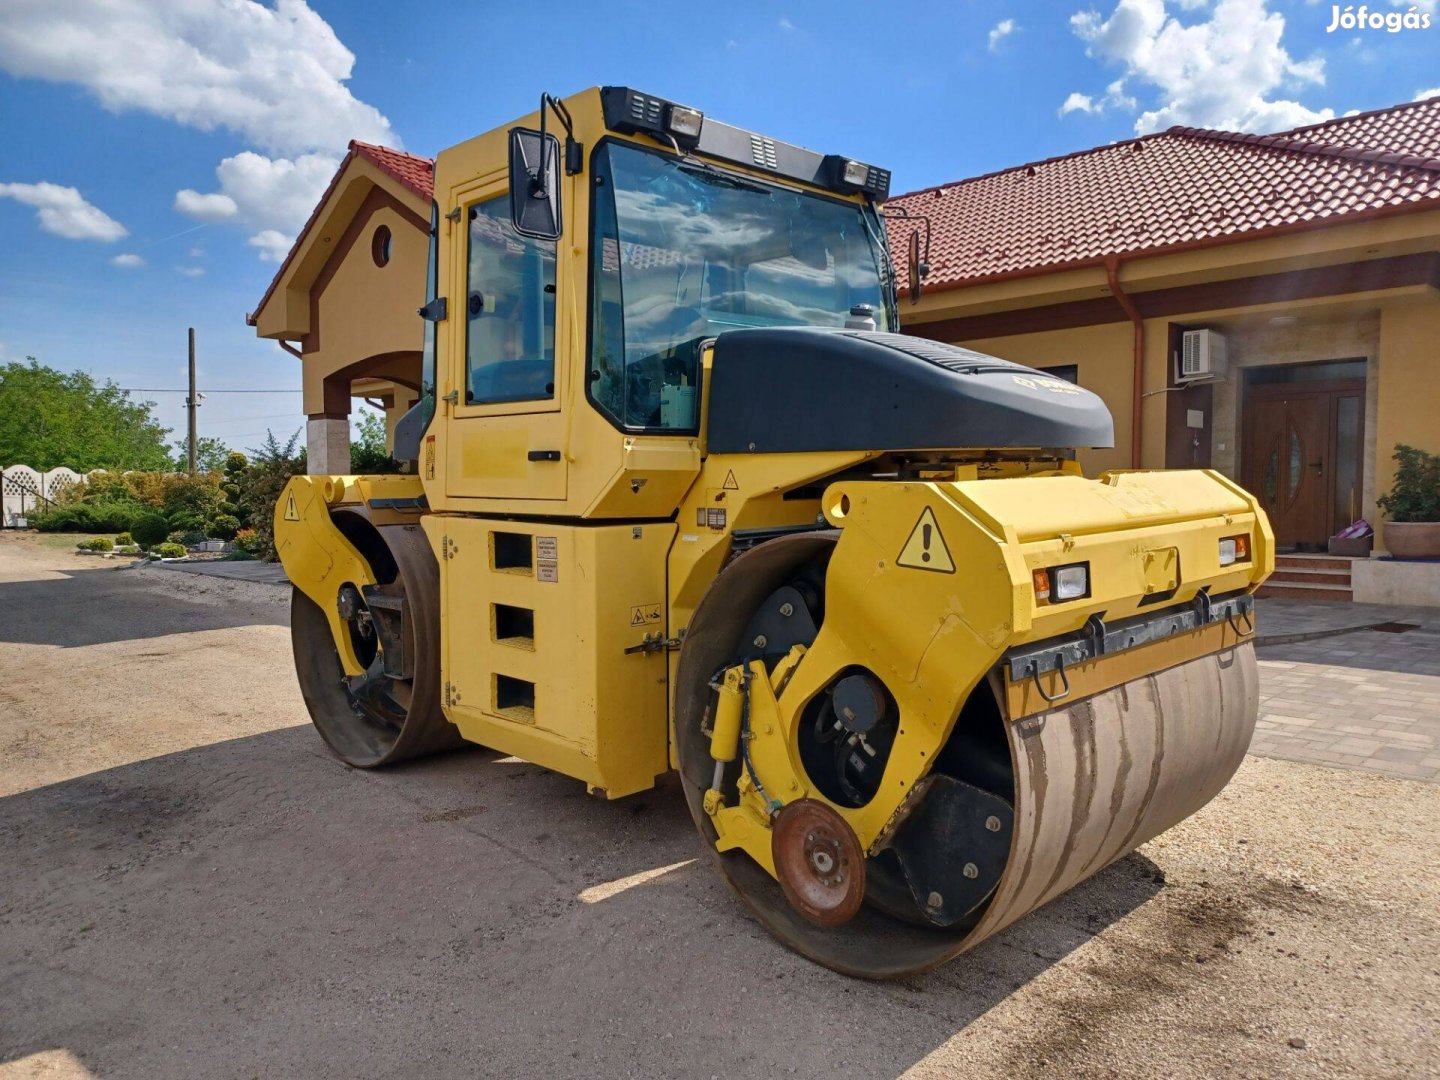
[1030,656,1071,704]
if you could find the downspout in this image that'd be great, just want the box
[277,339,304,361]
[1106,256,1145,469]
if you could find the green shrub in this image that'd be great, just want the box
[160,473,226,520]
[166,528,207,547]
[167,510,208,533]
[150,542,188,559]
[1377,444,1440,524]
[232,527,266,556]
[131,512,170,547]
[31,500,143,533]
[115,532,132,546]
[77,537,114,552]
[208,513,241,541]
[223,549,257,561]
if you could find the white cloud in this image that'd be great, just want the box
[177,150,340,261]
[0,1,396,262]
[188,246,205,258]
[175,265,205,278]
[778,16,796,31]
[173,190,237,222]
[1417,87,1440,101]
[1058,78,1135,116]
[1067,0,1333,134]
[110,253,144,267]
[248,229,294,263]
[988,18,1019,51]
[0,181,126,241]
[212,152,339,233]
[0,0,395,157]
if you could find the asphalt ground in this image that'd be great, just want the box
[2,532,1437,1079]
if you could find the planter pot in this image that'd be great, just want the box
[1385,521,1440,560]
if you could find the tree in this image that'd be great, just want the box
[350,409,401,473]
[237,429,306,559]
[0,358,172,470]
[171,436,231,474]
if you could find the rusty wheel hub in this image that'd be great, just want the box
[772,799,865,926]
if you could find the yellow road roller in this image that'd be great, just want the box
[277,86,1273,978]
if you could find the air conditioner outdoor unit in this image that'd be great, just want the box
[1178,329,1226,382]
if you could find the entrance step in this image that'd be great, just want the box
[1256,579,1354,601]
[1269,566,1354,587]
[1273,553,1356,572]
[1261,554,1353,600]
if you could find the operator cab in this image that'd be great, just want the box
[398,87,902,516]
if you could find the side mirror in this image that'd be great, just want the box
[509,128,562,241]
[907,229,930,304]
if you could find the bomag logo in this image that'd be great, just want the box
[1011,374,1082,395]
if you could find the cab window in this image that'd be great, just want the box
[465,195,556,406]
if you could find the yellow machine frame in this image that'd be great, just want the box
[277,85,1274,877]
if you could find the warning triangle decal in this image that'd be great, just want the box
[896,507,955,573]
[722,469,740,490]
[284,492,300,521]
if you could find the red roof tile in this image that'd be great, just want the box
[886,97,1440,293]
[351,141,435,200]
[247,141,433,327]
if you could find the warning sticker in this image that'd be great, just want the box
[897,508,955,573]
[536,535,558,583]
[629,604,662,627]
[722,469,740,491]
[283,492,300,521]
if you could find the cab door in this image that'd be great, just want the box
[444,180,568,501]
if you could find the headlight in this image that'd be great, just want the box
[666,105,704,140]
[1054,563,1089,601]
[1219,535,1250,567]
[840,159,869,187]
[1033,562,1089,603]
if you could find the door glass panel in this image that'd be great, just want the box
[1265,449,1278,507]
[1333,395,1360,530]
[465,196,556,406]
[1287,427,1302,501]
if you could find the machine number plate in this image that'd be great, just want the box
[536,536,558,582]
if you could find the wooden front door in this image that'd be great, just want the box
[1241,377,1365,551]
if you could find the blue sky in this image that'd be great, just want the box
[1,0,1435,452]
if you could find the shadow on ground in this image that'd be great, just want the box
[0,726,1167,1079]
[0,564,285,648]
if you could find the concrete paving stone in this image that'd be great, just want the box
[1361,759,1436,778]
[1259,714,1316,727]
[1374,729,1435,744]
[1369,746,1429,765]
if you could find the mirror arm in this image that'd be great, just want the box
[540,92,584,176]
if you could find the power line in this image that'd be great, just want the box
[120,387,300,394]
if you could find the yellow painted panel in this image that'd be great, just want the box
[436,516,673,797]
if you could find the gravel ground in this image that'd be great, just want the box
[1,531,1437,1079]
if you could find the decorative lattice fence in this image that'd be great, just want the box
[1,465,89,527]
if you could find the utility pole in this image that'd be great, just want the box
[187,327,198,474]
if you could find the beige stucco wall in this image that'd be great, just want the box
[299,199,429,416]
[1375,296,1440,552]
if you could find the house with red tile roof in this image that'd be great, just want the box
[248,99,1438,600]
[885,97,1440,598]
[248,140,434,472]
